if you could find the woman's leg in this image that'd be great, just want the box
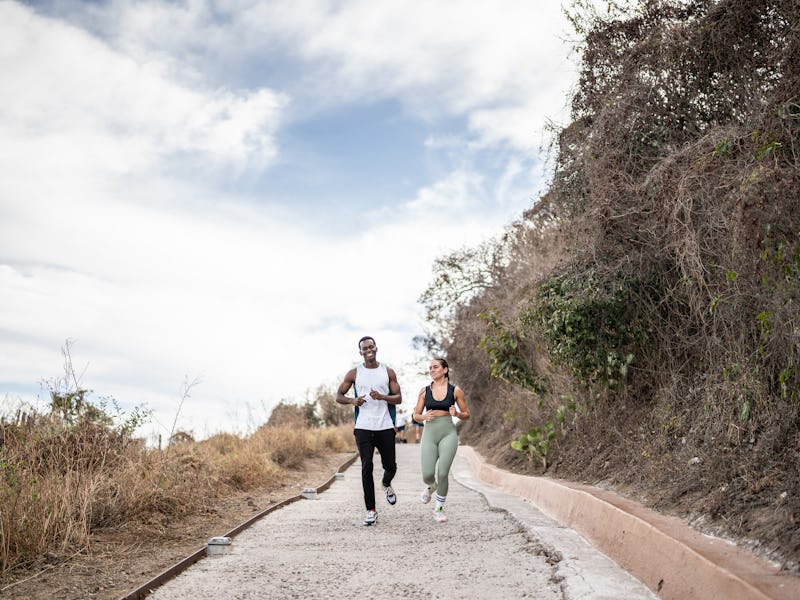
[420,423,439,488]
[435,425,459,497]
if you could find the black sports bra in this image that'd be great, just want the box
[424,383,456,411]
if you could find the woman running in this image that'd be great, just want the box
[412,357,470,523]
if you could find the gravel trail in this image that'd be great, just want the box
[149,443,656,599]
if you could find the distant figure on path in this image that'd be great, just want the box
[412,357,470,523]
[336,336,403,526]
[411,417,422,442]
[395,410,408,443]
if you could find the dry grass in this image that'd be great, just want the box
[0,412,353,578]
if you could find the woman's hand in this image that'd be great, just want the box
[449,405,468,420]
[425,410,447,421]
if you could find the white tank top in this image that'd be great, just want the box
[354,363,394,431]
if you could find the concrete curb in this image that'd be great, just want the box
[459,445,800,600]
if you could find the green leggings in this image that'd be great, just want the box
[421,416,459,497]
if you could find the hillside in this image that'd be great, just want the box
[420,0,800,570]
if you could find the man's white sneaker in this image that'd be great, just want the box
[433,507,447,523]
[363,509,378,526]
[383,485,397,505]
[420,485,433,504]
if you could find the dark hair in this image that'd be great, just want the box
[358,336,376,348]
[433,357,449,379]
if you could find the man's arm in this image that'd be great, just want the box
[336,368,362,405]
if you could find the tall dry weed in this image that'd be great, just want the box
[252,424,318,469]
[317,424,353,453]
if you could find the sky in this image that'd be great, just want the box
[0,0,579,442]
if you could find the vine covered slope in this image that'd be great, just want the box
[421,0,800,570]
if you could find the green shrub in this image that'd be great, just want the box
[522,270,644,389]
[511,421,555,469]
[478,309,545,392]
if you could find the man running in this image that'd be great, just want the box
[336,336,403,525]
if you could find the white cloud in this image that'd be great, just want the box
[0,194,404,437]
[0,2,287,177]
[403,170,485,213]
[43,0,576,152]
[0,0,575,441]
[1,160,519,438]
[254,0,576,149]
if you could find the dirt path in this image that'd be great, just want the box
[148,444,655,599]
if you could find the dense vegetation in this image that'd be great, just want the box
[420,0,799,569]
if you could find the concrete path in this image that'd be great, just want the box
[148,443,655,599]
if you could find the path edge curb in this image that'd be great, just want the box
[459,445,798,600]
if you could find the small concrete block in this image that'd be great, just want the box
[206,536,232,557]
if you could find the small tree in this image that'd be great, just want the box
[267,399,320,427]
[316,384,351,426]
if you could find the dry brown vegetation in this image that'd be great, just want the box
[0,386,353,583]
[420,0,799,571]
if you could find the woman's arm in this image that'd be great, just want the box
[450,386,470,420]
[412,387,426,423]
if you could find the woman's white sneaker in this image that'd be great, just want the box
[433,507,447,523]
[420,485,433,504]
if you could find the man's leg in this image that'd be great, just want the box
[354,428,377,510]
[374,428,397,487]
